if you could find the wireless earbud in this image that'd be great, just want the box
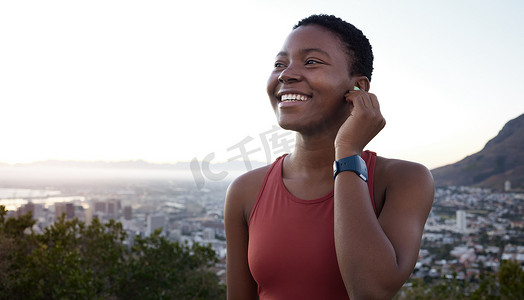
[354,86,360,91]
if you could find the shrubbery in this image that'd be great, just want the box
[0,205,225,300]
[394,260,524,299]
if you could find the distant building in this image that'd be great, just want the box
[457,210,467,233]
[107,202,116,215]
[92,199,121,216]
[66,203,74,219]
[85,205,93,225]
[16,202,43,219]
[55,202,75,220]
[94,201,107,213]
[505,180,511,192]
[203,227,215,240]
[146,214,165,236]
[123,205,132,220]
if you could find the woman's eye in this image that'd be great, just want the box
[305,59,320,65]
[274,62,285,68]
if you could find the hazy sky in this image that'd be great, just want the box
[1,0,523,169]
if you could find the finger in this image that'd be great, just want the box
[359,92,373,109]
[344,91,362,104]
[349,90,375,109]
[349,94,366,112]
[369,93,380,110]
[346,91,376,112]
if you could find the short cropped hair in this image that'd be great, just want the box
[293,14,374,81]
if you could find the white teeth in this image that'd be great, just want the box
[281,94,309,102]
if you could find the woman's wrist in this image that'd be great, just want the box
[334,144,363,161]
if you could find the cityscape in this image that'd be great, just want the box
[2,173,523,291]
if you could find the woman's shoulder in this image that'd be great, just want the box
[377,156,429,172]
[374,156,434,211]
[375,156,433,182]
[227,164,272,198]
[225,164,273,222]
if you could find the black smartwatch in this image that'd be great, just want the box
[333,155,368,182]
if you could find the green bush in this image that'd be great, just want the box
[0,205,225,300]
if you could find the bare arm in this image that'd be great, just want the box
[224,172,262,300]
[333,87,434,298]
[334,160,434,299]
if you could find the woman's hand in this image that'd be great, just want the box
[334,89,386,159]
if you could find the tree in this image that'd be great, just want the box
[498,259,524,299]
[396,260,524,300]
[15,216,128,299]
[0,206,37,296]
[470,272,498,300]
[118,229,225,299]
[0,205,225,300]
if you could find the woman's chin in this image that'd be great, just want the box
[276,119,299,132]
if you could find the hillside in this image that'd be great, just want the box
[431,113,524,191]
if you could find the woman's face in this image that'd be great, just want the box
[267,25,354,134]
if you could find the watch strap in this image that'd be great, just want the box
[333,155,368,182]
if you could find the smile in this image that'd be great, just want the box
[280,94,311,102]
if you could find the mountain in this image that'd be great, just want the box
[431,113,524,191]
[0,158,266,186]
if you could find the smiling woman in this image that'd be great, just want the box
[267,24,355,135]
[225,14,434,300]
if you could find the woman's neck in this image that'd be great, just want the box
[285,131,337,178]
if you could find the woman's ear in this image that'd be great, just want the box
[354,76,370,92]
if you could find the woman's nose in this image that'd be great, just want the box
[278,65,301,83]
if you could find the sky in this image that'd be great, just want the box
[1,0,523,170]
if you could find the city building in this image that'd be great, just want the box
[146,213,165,236]
[456,210,467,233]
[123,205,132,220]
[504,180,511,192]
[55,202,75,220]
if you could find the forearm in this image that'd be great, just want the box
[333,172,402,299]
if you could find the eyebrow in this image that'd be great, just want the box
[275,48,331,58]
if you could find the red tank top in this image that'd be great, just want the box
[248,151,377,300]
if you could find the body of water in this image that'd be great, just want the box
[0,188,85,212]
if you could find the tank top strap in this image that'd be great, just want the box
[248,154,287,226]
